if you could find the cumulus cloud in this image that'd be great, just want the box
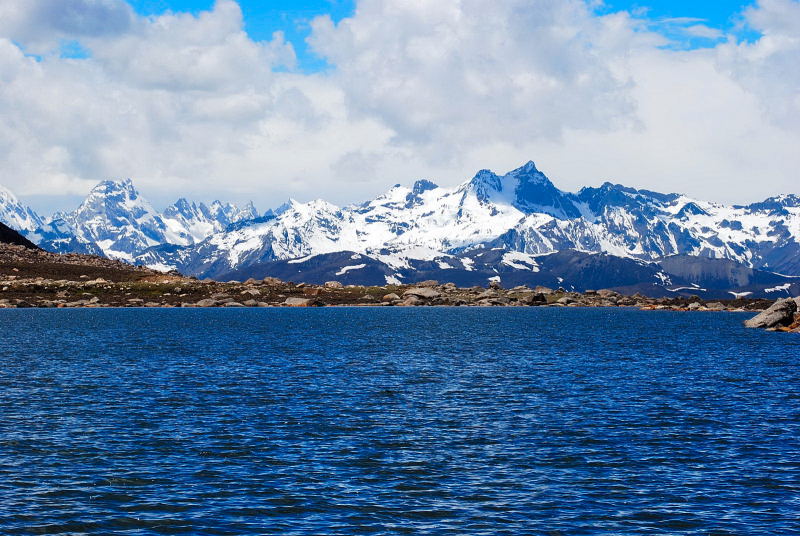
[0,0,798,214]
[308,0,642,156]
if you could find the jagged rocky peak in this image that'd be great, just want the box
[676,201,708,219]
[163,197,201,219]
[411,179,438,195]
[266,201,292,218]
[463,169,503,203]
[506,161,583,219]
[577,181,681,215]
[401,179,439,208]
[76,178,154,219]
[88,178,138,200]
[745,193,800,213]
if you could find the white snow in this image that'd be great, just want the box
[287,254,316,264]
[385,274,403,285]
[500,251,540,271]
[335,264,367,276]
[764,283,792,293]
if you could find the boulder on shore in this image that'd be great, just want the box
[284,297,318,307]
[403,287,441,299]
[744,298,797,329]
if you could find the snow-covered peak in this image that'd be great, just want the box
[461,169,504,203]
[0,183,43,232]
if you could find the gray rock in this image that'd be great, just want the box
[284,297,317,307]
[597,289,619,298]
[324,281,343,289]
[518,292,547,306]
[706,302,725,311]
[403,287,441,299]
[195,299,218,307]
[399,295,422,306]
[744,298,797,329]
[224,302,245,307]
[382,293,401,301]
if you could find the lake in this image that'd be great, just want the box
[1,308,799,535]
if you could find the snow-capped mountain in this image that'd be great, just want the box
[0,179,260,262]
[1,160,798,294]
[130,160,800,282]
[0,185,43,233]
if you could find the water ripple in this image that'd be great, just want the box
[0,307,799,535]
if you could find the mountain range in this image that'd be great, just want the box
[2,161,799,298]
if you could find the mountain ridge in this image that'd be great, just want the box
[1,160,798,297]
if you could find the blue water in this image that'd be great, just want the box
[1,308,799,535]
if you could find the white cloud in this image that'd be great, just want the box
[0,0,798,215]
[684,24,724,39]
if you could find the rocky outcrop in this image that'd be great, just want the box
[744,298,798,329]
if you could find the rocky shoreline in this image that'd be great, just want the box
[1,242,798,333]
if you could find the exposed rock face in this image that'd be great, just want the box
[744,298,798,329]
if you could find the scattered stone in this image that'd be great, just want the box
[324,281,343,289]
[382,293,401,301]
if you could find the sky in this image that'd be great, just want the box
[0,0,798,214]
